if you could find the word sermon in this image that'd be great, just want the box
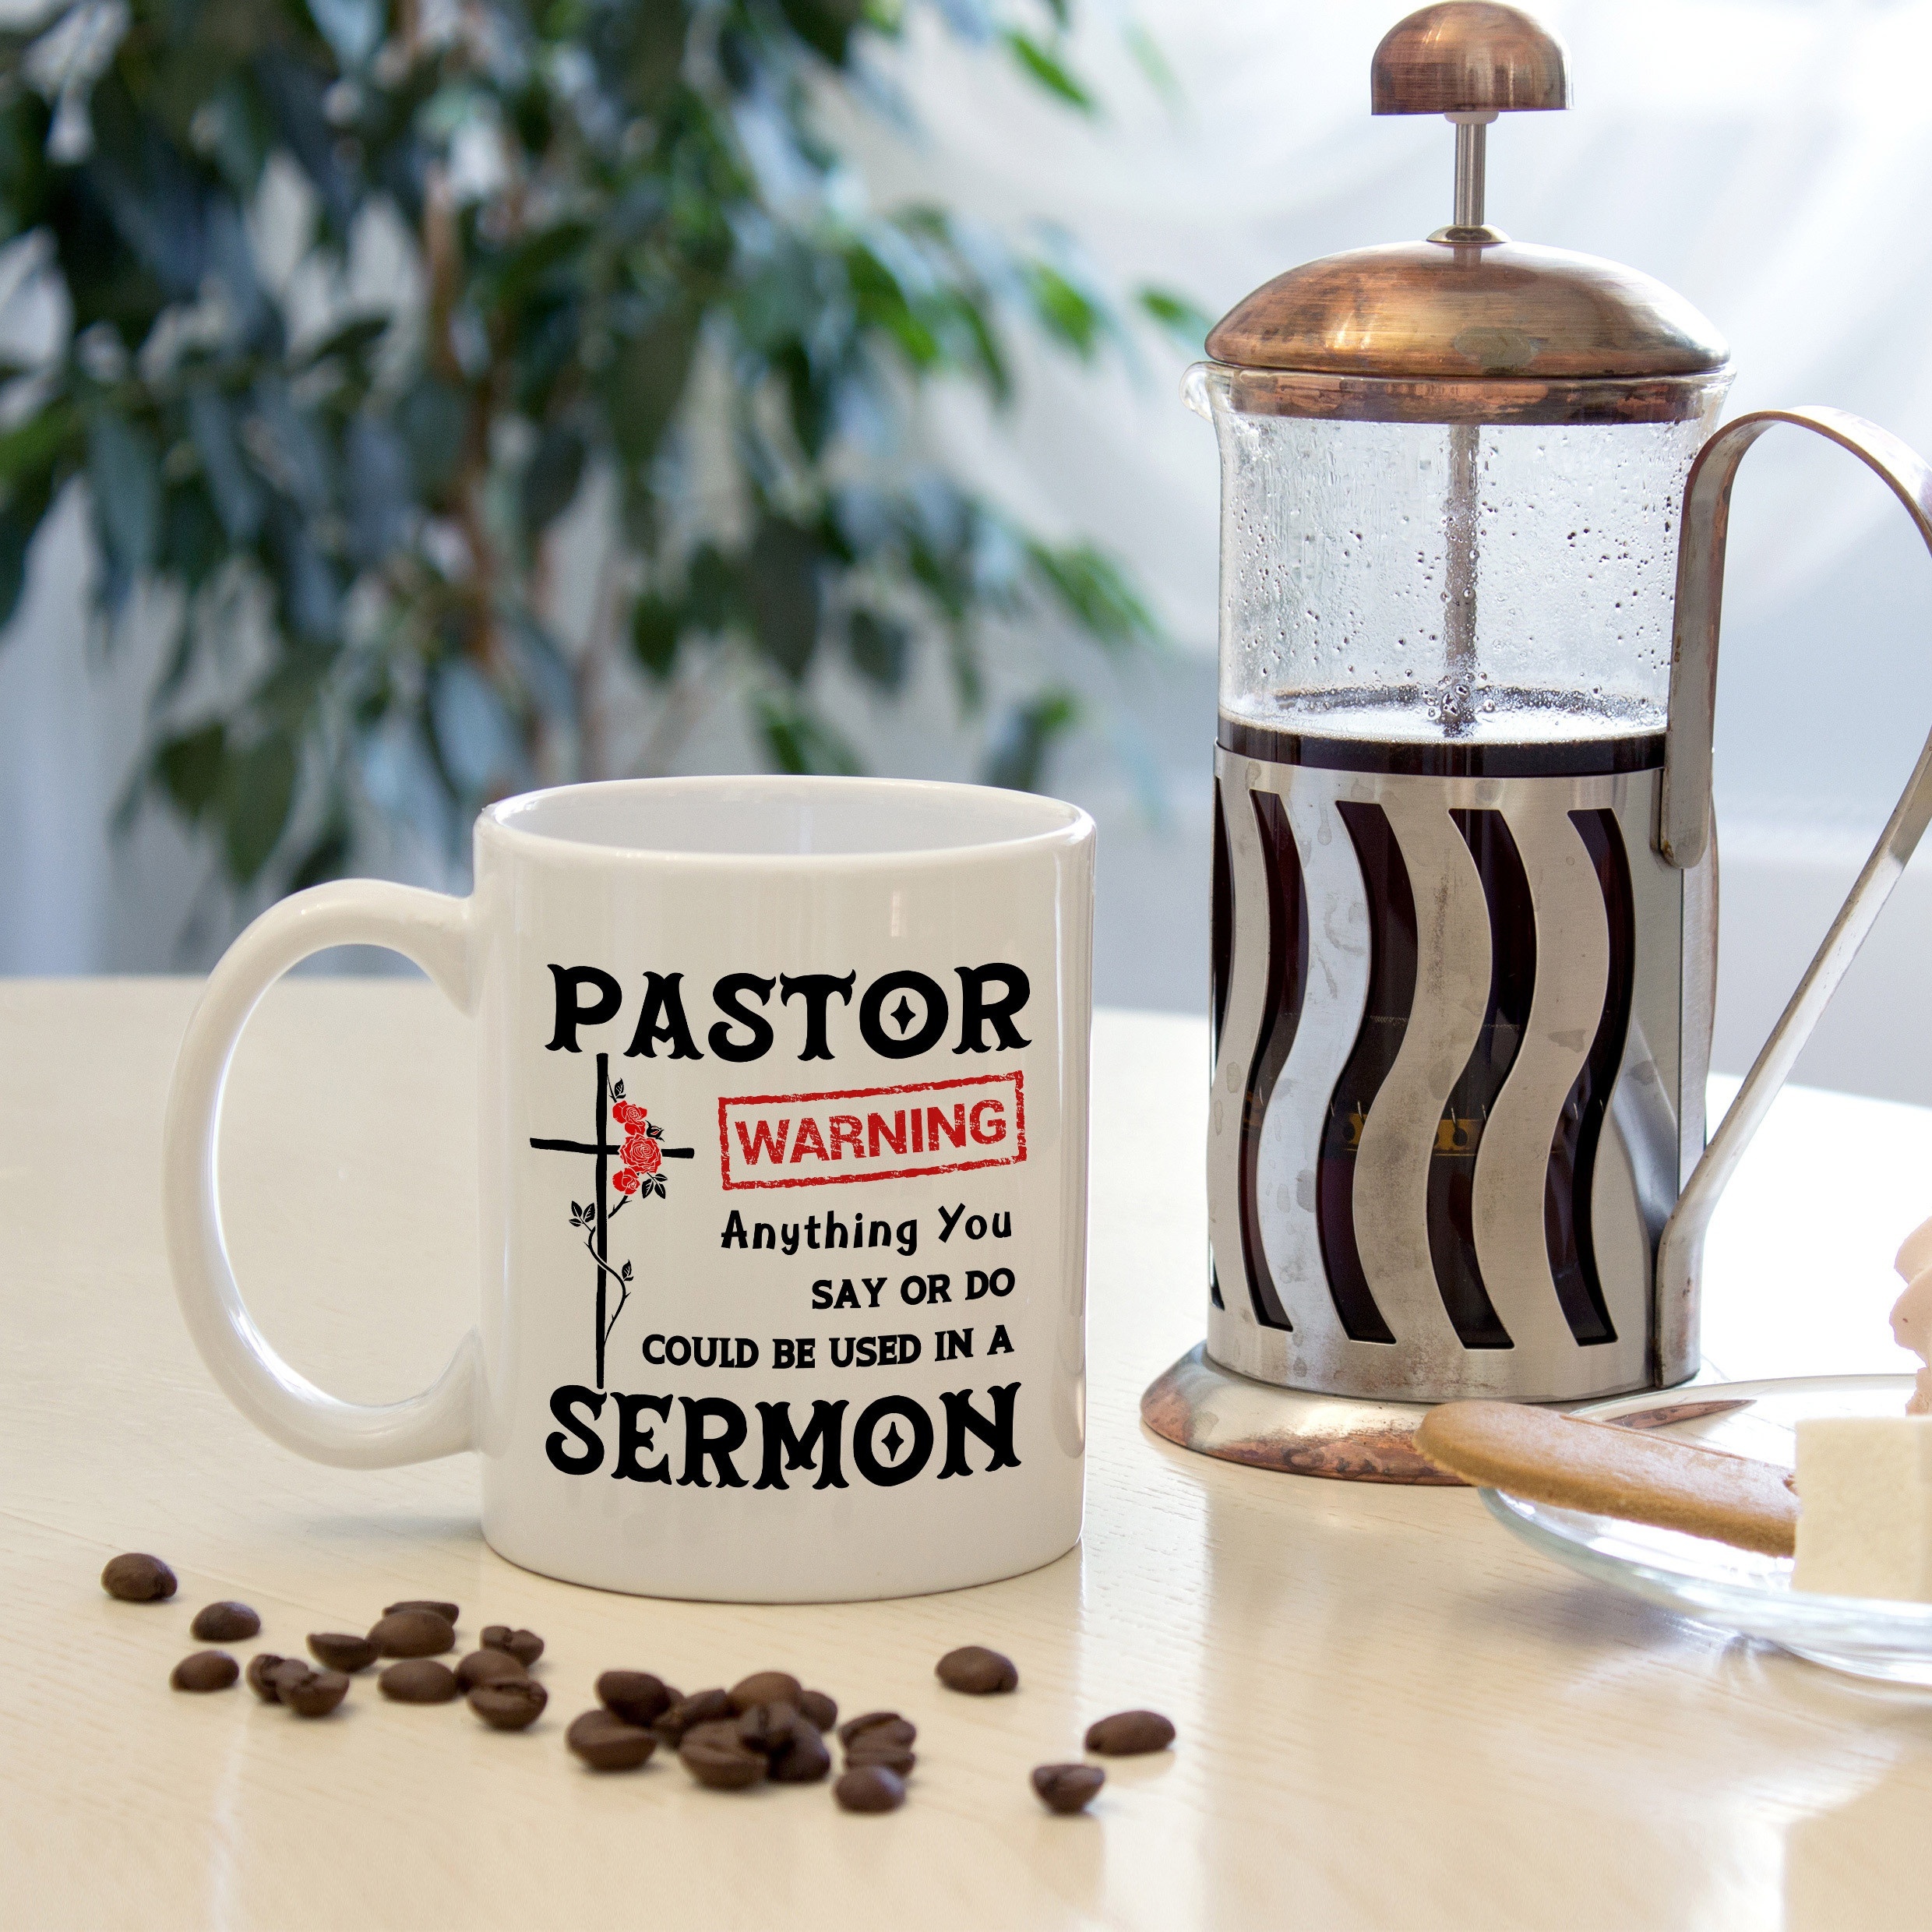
[545,1382,1023,1491]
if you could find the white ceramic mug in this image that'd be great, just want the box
[164,776,1095,1602]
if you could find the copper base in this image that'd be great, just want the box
[1141,1343,1464,1485]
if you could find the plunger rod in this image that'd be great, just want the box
[1453,120,1486,227]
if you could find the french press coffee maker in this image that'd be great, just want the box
[1144,2,1932,1480]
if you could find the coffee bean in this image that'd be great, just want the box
[596,1669,674,1728]
[679,1727,765,1790]
[246,1653,288,1702]
[844,1739,916,1777]
[468,1678,547,1731]
[481,1625,544,1667]
[838,1712,916,1750]
[1083,1709,1176,1755]
[268,1659,316,1698]
[190,1601,261,1643]
[383,1599,458,1623]
[367,1609,456,1659]
[566,1709,656,1771]
[456,1649,529,1690]
[656,1687,732,1747]
[935,1645,1018,1695]
[280,1668,350,1718]
[729,1669,802,1713]
[770,1723,832,1785]
[379,1659,460,1704]
[834,1765,905,1814]
[799,1689,837,1733]
[1031,1764,1105,1815]
[307,1634,378,1673]
[171,1651,238,1692]
[102,1553,176,1602]
[735,1700,802,1755]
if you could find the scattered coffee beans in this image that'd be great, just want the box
[368,1609,457,1659]
[1031,1764,1105,1815]
[102,1553,177,1602]
[268,1659,316,1699]
[171,1651,239,1692]
[468,1679,547,1731]
[735,1700,801,1755]
[837,1711,915,1750]
[935,1645,1017,1695]
[278,1668,351,1718]
[770,1723,832,1785]
[799,1689,837,1733]
[656,1687,732,1747]
[456,1648,529,1690]
[481,1625,544,1666]
[246,1653,288,1701]
[597,1669,675,1729]
[1083,1709,1176,1756]
[307,1633,378,1673]
[190,1601,261,1643]
[845,1737,915,1776]
[383,1599,458,1623]
[566,1710,656,1771]
[679,1724,765,1789]
[379,1659,460,1704]
[729,1669,802,1713]
[834,1765,906,1814]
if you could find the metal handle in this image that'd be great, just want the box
[1655,407,1932,1324]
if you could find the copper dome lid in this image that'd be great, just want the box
[1206,241,1728,382]
[1204,4,1729,419]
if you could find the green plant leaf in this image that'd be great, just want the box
[755,689,859,775]
[1137,285,1213,350]
[519,421,586,541]
[155,721,227,820]
[606,304,700,471]
[219,733,299,881]
[848,606,910,692]
[630,591,681,679]
[1021,260,1106,360]
[1026,538,1161,650]
[395,379,471,500]
[982,686,1079,791]
[1001,30,1095,112]
[187,386,263,543]
[746,515,823,682]
[86,409,160,601]
[777,0,869,65]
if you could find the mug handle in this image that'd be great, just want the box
[161,880,480,1468]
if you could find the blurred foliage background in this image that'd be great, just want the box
[0,0,1197,900]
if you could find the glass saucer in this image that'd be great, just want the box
[1480,1373,1932,1684]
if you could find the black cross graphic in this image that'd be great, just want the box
[530,1051,693,1388]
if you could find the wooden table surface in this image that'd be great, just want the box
[5,978,1932,1931]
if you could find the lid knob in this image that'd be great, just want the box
[1370,2,1569,116]
[1372,5,1569,241]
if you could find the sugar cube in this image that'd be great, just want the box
[1793,1416,1932,1601]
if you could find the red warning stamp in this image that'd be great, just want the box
[717,1070,1026,1190]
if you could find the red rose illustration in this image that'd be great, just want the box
[622,1132,654,1165]
[612,1102,647,1128]
[633,1137,662,1176]
[612,1168,640,1193]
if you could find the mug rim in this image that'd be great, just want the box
[478,774,1094,867]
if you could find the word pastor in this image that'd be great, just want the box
[546,963,1031,1063]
